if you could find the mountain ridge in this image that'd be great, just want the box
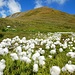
[6,7,72,17]
[6,7,74,19]
[0,7,75,39]
[6,7,75,24]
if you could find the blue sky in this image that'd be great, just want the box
[0,0,75,18]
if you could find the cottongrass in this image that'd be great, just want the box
[48,55,52,58]
[0,59,6,75]
[66,52,75,58]
[0,32,75,74]
[59,48,63,52]
[50,49,56,54]
[33,64,38,72]
[50,66,61,75]
[10,53,19,61]
[62,64,75,73]
[20,56,31,64]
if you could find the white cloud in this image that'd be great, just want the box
[0,0,6,8]
[46,0,52,4]
[0,0,21,17]
[34,0,43,9]
[0,10,6,18]
[55,0,67,4]
[7,0,21,14]
[34,0,67,9]
[46,0,67,5]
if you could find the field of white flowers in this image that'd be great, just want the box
[0,32,75,75]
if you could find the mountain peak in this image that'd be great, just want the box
[6,7,57,19]
[0,7,75,33]
[7,6,73,21]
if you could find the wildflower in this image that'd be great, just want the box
[66,52,75,58]
[10,53,19,61]
[59,48,63,52]
[0,59,6,75]
[33,64,38,72]
[49,55,52,58]
[62,64,75,73]
[20,56,31,64]
[15,46,22,53]
[50,49,56,54]
[50,66,61,75]
[32,52,40,61]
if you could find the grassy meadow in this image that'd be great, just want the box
[0,7,75,75]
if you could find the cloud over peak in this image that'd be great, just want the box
[34,0,43,9]
[46,0,67,5]
[0,0,21,18]
[0,0,68,18]
[34,0,68,9]
[0,0,6,8]
[0,10,6,18]
[7,0,21,14]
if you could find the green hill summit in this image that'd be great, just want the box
[0,7,75,39]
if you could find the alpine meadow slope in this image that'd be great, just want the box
[0,7,75,39]
[1,7,75,75]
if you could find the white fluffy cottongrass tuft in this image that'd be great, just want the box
[15,46,22,53]
[59,48,63,52]
[32,52,40,61]
[50,66,61,75]
[21,37,26,43]
[10,53,19,61]
[49,55,52,58]
[33,64,38,72]
[14,43,19,47]
[50,49,56,54]
[0,42,6,48]
[46,45,50,49]
[62,64,75,73]
[0,47,9,55]
[0,71,3,75]
[39,60,45,66]
[38,48,45,54]
[0,59,5,64]
[51,44,56,49]
[66,52,75,58]
[30,43,35,49]
[62,41,68,49]
[38,56,45,66]
[18,52,26,56]
[38,56,45,61]
[7,26,11,28]
[68,60,72,64]
[40,50,45,54]
[54,41,61,45]
[0,48,4,55]
[20,56,31,64]
[0,59,6,75]
[3,47,9,54]
[72,47,75,50]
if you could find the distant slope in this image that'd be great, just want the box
[0,7,75,39]
[7,7,75,22]
[6,7,75,28]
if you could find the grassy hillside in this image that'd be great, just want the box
[0,7,75,40]
[0,7,75,75]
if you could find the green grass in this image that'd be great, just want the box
[0,7,75,40]
[0,7,75,75]
[0,33,74,75]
